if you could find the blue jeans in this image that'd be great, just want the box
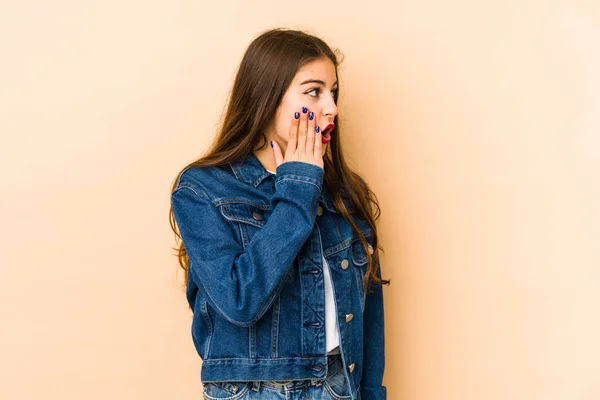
[202,353,358,399]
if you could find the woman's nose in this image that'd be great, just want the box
[322,99,338,118]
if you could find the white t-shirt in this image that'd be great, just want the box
[321,254,341,354]
[266,168,340,355]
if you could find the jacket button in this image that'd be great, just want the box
[317,205,324,216]
[367,244,374,255]
[345,313,353,322]
[341,259,349,270]
[348,363,355,373]
[252,211,263,220]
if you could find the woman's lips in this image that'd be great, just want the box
[321,123,335,144]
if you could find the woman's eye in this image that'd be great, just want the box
[307,88,338,99]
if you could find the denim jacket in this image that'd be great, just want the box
[171,152,386,400]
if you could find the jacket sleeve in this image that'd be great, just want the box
[171,161,323,327]
[360,261,387,400]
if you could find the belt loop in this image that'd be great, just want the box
[251,381,261,392]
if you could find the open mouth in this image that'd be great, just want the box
[321,123,335,144]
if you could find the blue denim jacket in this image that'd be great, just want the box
[171,152,386,400]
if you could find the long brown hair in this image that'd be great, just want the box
[169,27,390,299]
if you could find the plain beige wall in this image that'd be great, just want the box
[1,0,599,399]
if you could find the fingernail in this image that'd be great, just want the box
[315,126,320,133]
[302,106,307,114]
[270,141,274,148]
[294,112,300,119]
[309,111,314,120]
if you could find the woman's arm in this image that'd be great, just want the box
[171,161,323,327]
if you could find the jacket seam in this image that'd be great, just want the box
[275,177,322,193]
[201,299,213,358]
[202,356,318,362]
[175,183,208,200]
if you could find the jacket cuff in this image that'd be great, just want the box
[274,161,324,190]
[360,385,387,400]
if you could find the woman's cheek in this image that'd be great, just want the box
[278,122,290,142]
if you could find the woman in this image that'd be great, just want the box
[169,27,390,400]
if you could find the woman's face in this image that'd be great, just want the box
[267,57,339,156]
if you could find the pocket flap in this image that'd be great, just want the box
[350,232,373,266]
[219,200,271,228]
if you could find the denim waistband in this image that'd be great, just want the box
[250,353,343,392]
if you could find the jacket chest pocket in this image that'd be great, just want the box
[350,235,373,312]
[218,200,272,248]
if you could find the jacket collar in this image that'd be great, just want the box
[229,152,338,213]
[229,151,273,188]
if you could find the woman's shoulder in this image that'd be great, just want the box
[174,163,236,197]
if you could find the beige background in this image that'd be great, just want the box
[1,0,599,399]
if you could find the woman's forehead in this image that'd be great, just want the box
[292,59,337,86]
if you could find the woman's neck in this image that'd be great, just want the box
[253,146,277,173]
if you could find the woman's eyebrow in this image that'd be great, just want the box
[299,79,338,87]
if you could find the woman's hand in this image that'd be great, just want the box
[271,107,324,170]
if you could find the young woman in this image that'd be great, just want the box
[169,27,390,400]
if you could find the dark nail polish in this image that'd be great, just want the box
[309,111,314,120]
[270,141,274,148]
[315,126,320,133]
[302,106,307,114]
[294,112,300,119]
